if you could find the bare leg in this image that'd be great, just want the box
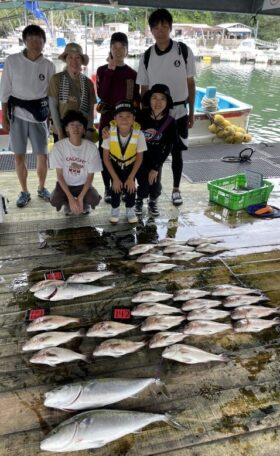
[36,154,48,190]
[15,154,28,192]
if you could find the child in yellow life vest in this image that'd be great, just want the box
[102,100,146,223]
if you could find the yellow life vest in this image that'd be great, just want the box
[109,120,141,169]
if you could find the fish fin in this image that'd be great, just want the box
[165,413,186,430]
[273,317,280,322]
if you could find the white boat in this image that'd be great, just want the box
[0,86,252,150]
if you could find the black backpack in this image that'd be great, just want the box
[144,41,188,70]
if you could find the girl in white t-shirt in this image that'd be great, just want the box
[50,110,102,216]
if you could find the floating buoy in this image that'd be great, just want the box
[208,114,252,144]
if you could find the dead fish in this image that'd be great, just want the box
[181,298,222,311]
[93,339,145,357]
[132,290,173,303]
[158,238,187,247]
[173,289,209,301]
[136,253,170,263]
[35,283,114,301]
[187,237,221,246]
[30,347,88,366]
[149,331,186,348]
[162,344,230,364]
[141,263,176,274]
[223,294,269,308]
[163,245,194,254]
[33,283,58,300]
[86,321,138,338]
[171,252,203,262]
[129,244,155,256]
[44,378,162,411]
[29,280,65,293]
[141,315,186,331]
[183,320,232,336]
[187,308,230,321]
[212,284,261,297]
[27,315,80,332]
[231,306,280,320]
[40,409,184,452]
[22,329,85,351]
[233,317,280,333]
[196,243,226,254]
[67,271,113,283]
[131,302,182,317]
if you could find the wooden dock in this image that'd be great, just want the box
[0,164,280,455]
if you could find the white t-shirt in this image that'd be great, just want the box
[0,51,56,123]
[102,130,147,153]
[137,41,196,119]
[50,138,103,186]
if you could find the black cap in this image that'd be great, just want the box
[110,32,128,47]
[142,84,173,110]
[114,100,135,116]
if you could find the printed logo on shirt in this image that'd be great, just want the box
[174,60,181,67]
[144,130,163,142]
[39,74,45,81]
[69,162,83,176]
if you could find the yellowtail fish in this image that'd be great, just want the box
[212,284,261,297]
[22,329,85,351]
[149,331,186,348]
[40,409,184,452]
[35,283,114,301]
[30,347,88,366]
[187,308,230,321]
[132,290,173,303]
[183,320,232,336]
[141,315,186,331]
[44,378,162,411]
[129,244,156,256]
[223,294,269,307]
[173,289,209,301]
[29,280,65,293]
[93,339,145,357]
[162,344,230,364]
[231,305,280,320]
[67,271,113,283]
[233,317,280,332]
[181,298,222,311]
[27,315,80,332]
[132,302,182,317]
[86,321,138,338]
[141,263,176,274]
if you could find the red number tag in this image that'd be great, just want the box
[44,270,65,280]
[112,307,132,321]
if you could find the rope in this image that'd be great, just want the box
[201,95,219,112]
[221,147,255,163]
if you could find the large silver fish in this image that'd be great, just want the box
[136,253,170,263]
[223,294,269,308]
[40,409,184,452]
[173,288,209,301]
[86,321,138,338]
[187,237,221,246]
[35,283,114,301]
[233,317,280,333]
[44,378,161,411]
[181,298,222,311]
[141,263,176,274]
[27,315,80,332]
[231,306,280,320]
[29,280,65,293]
[141,315,186,331]
[196,243,226,254]
[212,284,261,297]
[132,290,173,303]
[131,302,182,316]
[183,320,232,336]
[163,245,194,254]
[93,339,145,357]
[30,347,88,366]
[187,308,230,321]
[22,329,84,351]
[149,331,186,348]
[162,344,230,364]
[171,252,203,262]
[129,244,156,256]
[67,271,113,283]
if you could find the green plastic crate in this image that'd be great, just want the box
[207,174,274,211]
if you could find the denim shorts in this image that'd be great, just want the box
[9,116,48,155]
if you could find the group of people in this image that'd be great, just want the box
[0,8,196,224]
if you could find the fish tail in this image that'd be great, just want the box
[82,353,92,364]
[165,413,186,430]
[220,353,231,362]
[273,317,280,323]
[78,328,87,337]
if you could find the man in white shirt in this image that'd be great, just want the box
[137,8,196,206]
[0,25,55,208]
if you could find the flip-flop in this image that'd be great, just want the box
[246,203,280,218]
